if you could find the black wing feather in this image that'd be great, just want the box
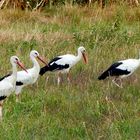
[0,74,11,81]
[48,57,62,65]
[98,62,131,80]
[40,56,70,75]
[0,96,7,101]
[16,81,24,86]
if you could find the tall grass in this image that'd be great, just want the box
[0,4,140,139]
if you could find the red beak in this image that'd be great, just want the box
[82,52,88,64]
[17,61,28,73]
[37,56,47,65]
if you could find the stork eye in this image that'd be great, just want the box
[35,52,38,55]
[15,58,18,61]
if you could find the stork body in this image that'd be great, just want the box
[98,58,140,87]
[40,46,88,85]
[15,50,46,102]
[0,56,27,120]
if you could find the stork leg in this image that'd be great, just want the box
[0,101,3,121]
[119,78,123,88]
[67,72,71,84]
[15,86,22,102]
[16,94,20,102]
[112,77,123,88]
[45,76,49,85]
[57,72,61,86]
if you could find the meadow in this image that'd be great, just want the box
[0,4,140,139]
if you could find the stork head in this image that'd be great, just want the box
[30,50,47,65]
[78,46,88,64]
[30,50,39,57]
[10,56,28,73]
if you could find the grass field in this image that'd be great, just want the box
[1,4,140,139]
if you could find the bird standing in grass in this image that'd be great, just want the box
[15,50,47,102]
[39,46,88,85]
[98,57,140,88]
[0,56,27,120]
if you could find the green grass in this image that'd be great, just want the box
[1,4,140,140]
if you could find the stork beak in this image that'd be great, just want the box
[82,52,88,64]
[37,56,47,65]
[17,61,28,73]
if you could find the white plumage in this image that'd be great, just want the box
[0,81,14,97]
[0,56,27,120]
[16,66,39,85]
[15,50,46,102]
[117,59,140,78]
[50,54,80,73]
[40,46,88,85]
[98,57,140,87]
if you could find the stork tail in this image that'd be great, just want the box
[98,70,109,80]
[39,65,49,76]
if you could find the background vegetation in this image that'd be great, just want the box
[0,1,140,140]
[0,0,139,10]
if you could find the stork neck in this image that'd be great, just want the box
[11,63,17,83]
[76,50,82,62]
[31,56,40,70]
[12,63,17,77]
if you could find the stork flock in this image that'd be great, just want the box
[0,46,88,120]
[0,46,140,120]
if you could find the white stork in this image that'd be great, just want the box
[15,50,47,102]
[0,56,27,120]
[98,58,140,88]
[39,46,88,85]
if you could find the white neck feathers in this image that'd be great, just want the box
[30,56,40,72]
